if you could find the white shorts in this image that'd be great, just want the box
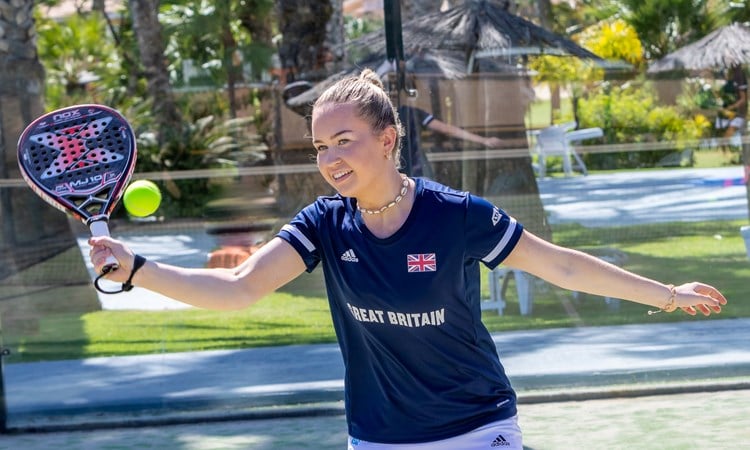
[716,116,746,130]
[347,415,522,450]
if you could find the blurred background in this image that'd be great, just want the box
[1,0,749,432]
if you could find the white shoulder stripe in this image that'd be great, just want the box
[482,217,518,263]
[281,224,316,252]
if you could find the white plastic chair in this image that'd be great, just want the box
[533,124,588,177]
[482,268,533,316]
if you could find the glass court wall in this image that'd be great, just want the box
[1,0,749,432]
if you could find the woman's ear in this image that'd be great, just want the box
[380,126,398,159]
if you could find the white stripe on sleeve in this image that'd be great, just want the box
[481,217,518,263]
[281,224,316,252]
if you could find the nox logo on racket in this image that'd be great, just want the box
[51,108,83,124]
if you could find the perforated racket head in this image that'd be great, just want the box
[17,104,137,225]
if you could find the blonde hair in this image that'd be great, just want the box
[313,68,404,166]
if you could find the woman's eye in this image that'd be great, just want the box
[314,138,350,152]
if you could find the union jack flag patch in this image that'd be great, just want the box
[407,253,437,272]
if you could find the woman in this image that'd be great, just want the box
[90,69,726,449]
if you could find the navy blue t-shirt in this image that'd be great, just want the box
[276,178,523,444]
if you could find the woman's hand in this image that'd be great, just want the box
[674,282,727,316]
[484,136,505,148]
[89,236,135,283]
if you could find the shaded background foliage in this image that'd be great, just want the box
[16,0,750,214]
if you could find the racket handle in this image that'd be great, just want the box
[89,220,119,274]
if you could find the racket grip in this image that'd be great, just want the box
[89,220,119,274]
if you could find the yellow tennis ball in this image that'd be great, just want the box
[123,180,162,217]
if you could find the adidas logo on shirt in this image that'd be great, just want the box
[491,434,510,447]
[341,249,359,262]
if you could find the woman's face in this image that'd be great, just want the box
[312,102,395,197]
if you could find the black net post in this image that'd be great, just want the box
[0,327,8,432]
[383,0,412,175]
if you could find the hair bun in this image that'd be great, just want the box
[359,68,385,90]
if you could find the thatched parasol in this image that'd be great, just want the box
[648,23,750,73]
[349,0,601,66]
[284,49,513,115]
[285,1,602,114]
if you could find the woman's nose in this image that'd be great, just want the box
[318,150,340,166]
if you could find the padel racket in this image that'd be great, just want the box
[17,104,136,284]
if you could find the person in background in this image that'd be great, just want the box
[89,68,726,449]
[399,102,505,178]
[715,64,748,145]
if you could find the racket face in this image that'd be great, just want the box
[17,104,136,224]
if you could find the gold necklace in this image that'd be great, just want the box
[357,177,409,215]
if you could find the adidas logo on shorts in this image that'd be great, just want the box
[491,433,510,447]
[341,249,359,262]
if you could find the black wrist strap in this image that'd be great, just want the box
[94,254,147,294]
[122,254,147,292]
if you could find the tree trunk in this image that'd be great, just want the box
[276,0,332,82]
[326,0,345,73]
[129,0,182,143]
[218,5,241,118]
[0,0,99,331]
[550,82,560,124]
[206,1,258,119]
[273,0,337,214]
[470,75,551,240]
[401,0,443,20]
[536,0,552,28]
[536,0,559,124]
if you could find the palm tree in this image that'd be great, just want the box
[276,0,334,82]
[327,0,346,73]
[271,0,340,213]
[128,0,182,144]
[0,1,69,272]
[160,0,276,119]
[0,1,99,328]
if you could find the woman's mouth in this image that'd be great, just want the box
[332,170,352,181]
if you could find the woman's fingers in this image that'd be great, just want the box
[88,237,131,282]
